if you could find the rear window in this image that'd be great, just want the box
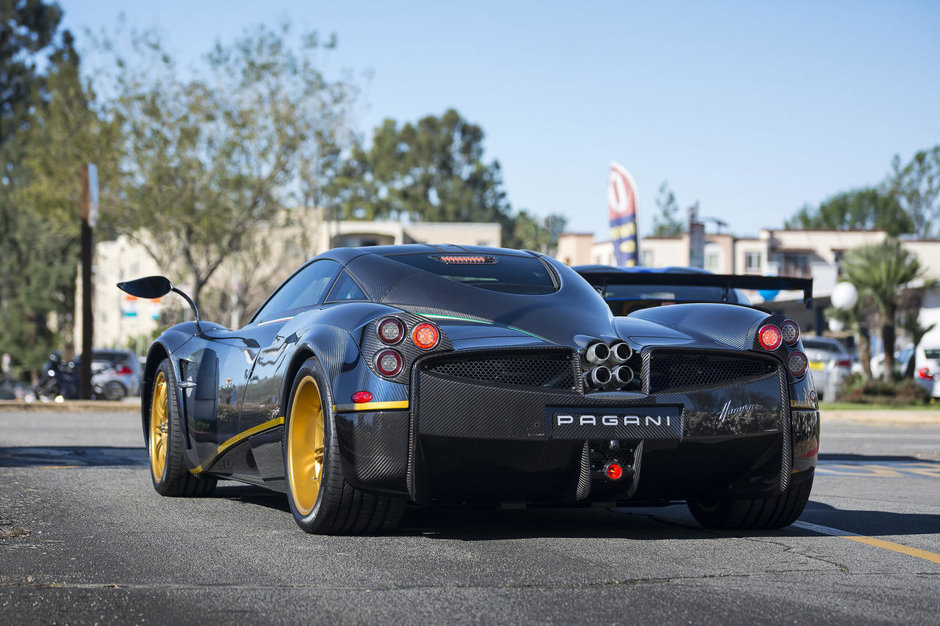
[924,349,940,359]
[802,339,845,353]
[387,253,557,295]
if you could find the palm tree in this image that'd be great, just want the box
[842,238,923,381]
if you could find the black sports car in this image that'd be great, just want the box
[119,245,819,534]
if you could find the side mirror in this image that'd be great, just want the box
[117,275,202,328]
[117,276,173,299]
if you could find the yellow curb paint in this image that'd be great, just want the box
[794,521,940,565]
[816,462,940,479]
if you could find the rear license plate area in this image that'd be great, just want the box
[547,406,682,440]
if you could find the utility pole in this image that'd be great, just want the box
[80,164,98,399]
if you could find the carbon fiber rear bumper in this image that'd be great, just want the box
[334,353,819,505]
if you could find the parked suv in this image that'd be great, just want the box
[802,336,852,401]
[73,349,142,400]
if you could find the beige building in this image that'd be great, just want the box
[77,214,501,350]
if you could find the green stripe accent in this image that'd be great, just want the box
[423,313,494,325]
[423,313,547,342]
[505,325,548,342]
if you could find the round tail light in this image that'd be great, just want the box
[377,317,405,344]
[605,463,623,480]
[787,351,808,377]
[412,323,440,350]
[374,349,404,377]
[780,320,800,345]
[758,324,783,351]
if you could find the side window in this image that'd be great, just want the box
[325,270,369,303]
[254,260,341,322]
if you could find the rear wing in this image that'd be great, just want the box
[575,269,814,310]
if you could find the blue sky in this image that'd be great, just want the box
[60,0,940,240]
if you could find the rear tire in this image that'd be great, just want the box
[284,357,404,534]
[687,474,813,530]
[147,359,217,497]
[103,381,126,401]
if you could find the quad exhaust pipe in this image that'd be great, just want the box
[584,342,611,364]
[582,339,637,390]
[611,365,634,386]
[583,365,612,389]
[609,341,633,364]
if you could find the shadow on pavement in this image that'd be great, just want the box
[214,483,290,513]
[0,446,147,467]
[799,501,940,537]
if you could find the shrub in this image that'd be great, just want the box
[838,374,929,405]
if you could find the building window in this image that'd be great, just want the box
[780,253,811,278]
[745,251,762,274]
[640,250,653,266]
[705,251,720,272]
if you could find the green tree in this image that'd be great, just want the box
[785,187,913,236]
[826,300,874,378]
[329,109,566,252]
[502,210,568,253]
[651,182,684,236]
[888,145,940,237]
[0,1,97,373]
[105,25,358,310]
[842,238,923,381]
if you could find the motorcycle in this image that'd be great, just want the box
[34,352,104,401]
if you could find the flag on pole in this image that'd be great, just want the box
[608,162,640,266]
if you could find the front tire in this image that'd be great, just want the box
[147,359,216,497]
[284,357,404,534]
[687,474,813,530]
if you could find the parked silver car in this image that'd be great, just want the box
[74,350,142,400]
[802,336,852,401]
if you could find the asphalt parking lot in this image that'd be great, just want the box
[1,408,938,625]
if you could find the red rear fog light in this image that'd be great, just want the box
[605,463,623,480]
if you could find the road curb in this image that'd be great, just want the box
[0,400,139,413]
[821,409,940,426]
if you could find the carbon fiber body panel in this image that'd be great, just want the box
[335,410,410,495]
[399,346,801,504]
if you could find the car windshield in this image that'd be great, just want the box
[386,253,558,295]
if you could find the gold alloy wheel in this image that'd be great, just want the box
[149,371,169,482]
[287,375,326,516]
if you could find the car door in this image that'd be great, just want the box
[238,260,342,434]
